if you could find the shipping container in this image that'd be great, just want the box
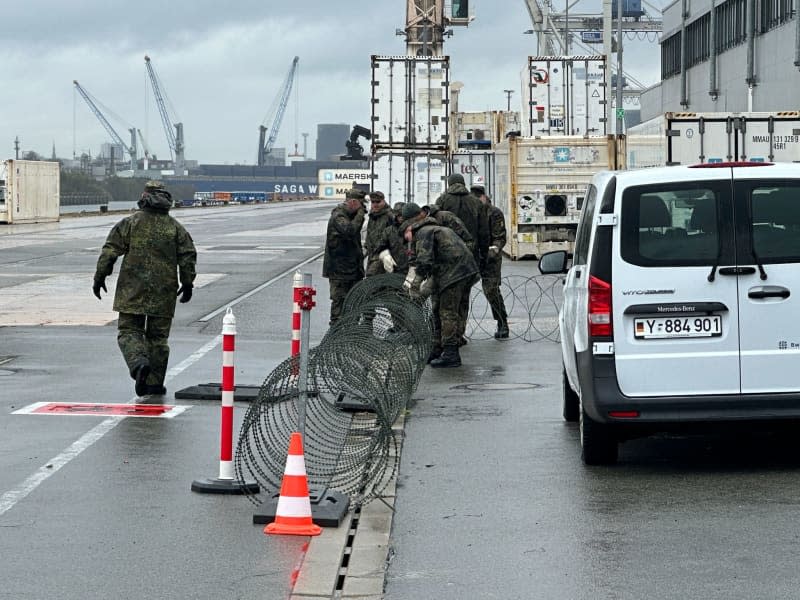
[521,56,607,137]
[371,151,447,206]
[494,135,618,259]
[371,55,450,151]
[0,160,60,224]
[317,168,372,200]
[626,111,800,168]
[451,110,521,151]
[450,151,496,199]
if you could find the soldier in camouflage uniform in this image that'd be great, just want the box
[93,180,197,397]
[422,204,474,254]
[365,191,407,276]
[472,184,509,339]
[403,216,479,368]
[323,188,366,325]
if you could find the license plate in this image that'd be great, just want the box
[634,315,722,339]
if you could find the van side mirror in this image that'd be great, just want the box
[538,250,569,274]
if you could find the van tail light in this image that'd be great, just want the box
[588,275,613,337]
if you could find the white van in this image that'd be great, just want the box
[539,162,800,464]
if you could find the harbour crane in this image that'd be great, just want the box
[73,80,137,169]
[258,56,299,167]
[144,55,185,173]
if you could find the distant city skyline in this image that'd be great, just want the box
[2,1,662,164]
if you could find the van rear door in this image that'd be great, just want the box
[733,165,800,393]
[612,170,741,396]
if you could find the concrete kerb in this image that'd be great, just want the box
[290,411,406,598]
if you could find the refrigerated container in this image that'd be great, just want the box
[626,111,800,168]
[494,135,618,259]
[520,56,607,137]
[371,55,450,151]
[0,160,60,224]
[371,151,447,206]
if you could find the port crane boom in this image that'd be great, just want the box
[73,80,137,169]
[144,55,185,172]
[258,56,299,167]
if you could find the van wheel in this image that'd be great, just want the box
[579,404,618,465]
[562,367,579,423]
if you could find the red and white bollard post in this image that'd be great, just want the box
[192,307,259,494]
[291,271,303,376]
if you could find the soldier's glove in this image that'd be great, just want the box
[419,277,435,298]
[488,245,500,258]
[402,267,417,291]
[92,276,107,300]
[378,249,396,273]
[177,283,193,303]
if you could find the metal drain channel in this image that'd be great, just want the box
[333,506,362,598]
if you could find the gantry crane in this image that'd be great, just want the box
[403,1,473,56]
[258,56,299,167]
[73,80,137,169]
[144,55,185,173]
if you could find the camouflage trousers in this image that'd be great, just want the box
[117,312,172,386]
[432,281,472,344]
[328,278,360,326]
[436,281,470,348]
[481,275,507,324]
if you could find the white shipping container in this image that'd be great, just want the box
[495,136,616,259]
[0,160,60,224]
[317,168,372,200]
[371,152,447,206]
[453,110,522,151]
[521,56,607,137]
[450,151,496,199]
[371,55,450,150]
[626,111,800,169]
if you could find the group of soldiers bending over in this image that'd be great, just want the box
[322,173,509,369]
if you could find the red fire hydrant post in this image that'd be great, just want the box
[191,307,260,494]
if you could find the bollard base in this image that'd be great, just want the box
[253,487,350,527]
[175,383,261,402]
[334,391,376,413]
[191,477,260,495]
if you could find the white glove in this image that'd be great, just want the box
[378,249,396,273]
[402,266,417,290]
[419,277,434,298]
[488,245,500,258]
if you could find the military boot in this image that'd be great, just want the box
[430,345,461,368]
[133,362,151,397]
[494,321,510,339]
[146,384,167,395]
[427,345,443,364]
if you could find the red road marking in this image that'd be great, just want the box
[18,402,182,418]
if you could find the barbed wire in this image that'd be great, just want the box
[235,273,433,507]
[466,274,564,343]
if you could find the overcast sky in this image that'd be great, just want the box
[1,0,662,165]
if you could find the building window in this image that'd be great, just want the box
[716,0,747,52]
[661,32,682,79]
[758,0,795,33]
[687,13,711,66]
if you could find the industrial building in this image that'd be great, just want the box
[641,0,798,119]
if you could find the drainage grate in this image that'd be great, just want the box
[450,382,542,392]
[333,506,362,598]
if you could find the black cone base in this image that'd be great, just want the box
[191,477,260,494]
[253,488,350,527]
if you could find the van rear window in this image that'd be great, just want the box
[620,184,725,267]
[749,185,800,262]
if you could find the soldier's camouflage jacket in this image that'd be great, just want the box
[365,205,408,275]
[409,217,479,291]
[425,205,474,253]
[323,203,365,280]
[482,203,508,277]
[95,191,197,318]
[435,182,489,259]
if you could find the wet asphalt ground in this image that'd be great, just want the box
[3,201,800,599]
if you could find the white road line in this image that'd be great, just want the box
[198,251,324,322]
[0,334,222,518]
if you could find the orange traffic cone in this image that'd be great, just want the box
[265,432,322,536]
